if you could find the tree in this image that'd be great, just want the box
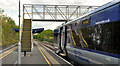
[0,8,18,48]
[33,29,54,43]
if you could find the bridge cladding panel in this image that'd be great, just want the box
[21,19,32,52]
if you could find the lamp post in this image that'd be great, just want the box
[18,0,21,64]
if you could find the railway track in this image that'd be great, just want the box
[40,42,55,52]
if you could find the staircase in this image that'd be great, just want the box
[21,19,32,52]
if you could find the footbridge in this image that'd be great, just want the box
[21,4,99,52]
[23,4,99,21]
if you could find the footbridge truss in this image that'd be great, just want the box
[23,4,99,22]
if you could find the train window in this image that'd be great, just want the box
[82,19,89,25]
[80,21,120,55]
[71,30,81,46]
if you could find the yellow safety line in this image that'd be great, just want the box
[0,47,17,59]
[37,45,51,66]
[0,49,12,57]
[34,42,51,66]
[0,47,17,57]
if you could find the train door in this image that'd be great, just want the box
[53,29,59,50]
[57,33,59,48]
[66,25,74,58]
[58,28,61,50]
[61,27,65,51]
[66,29,72,47]
[66,23,82,64]
[55,28,62,54]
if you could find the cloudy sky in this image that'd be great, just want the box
[0,0,114,30]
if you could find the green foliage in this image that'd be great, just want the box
[33,29,54,43]
[0,9,18,48]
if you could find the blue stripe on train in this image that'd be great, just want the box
[73,46,120,58]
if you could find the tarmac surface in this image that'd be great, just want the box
[1,41,72,66]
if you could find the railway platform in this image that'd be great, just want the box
[21,41,72,65]
[0,40,72,66]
